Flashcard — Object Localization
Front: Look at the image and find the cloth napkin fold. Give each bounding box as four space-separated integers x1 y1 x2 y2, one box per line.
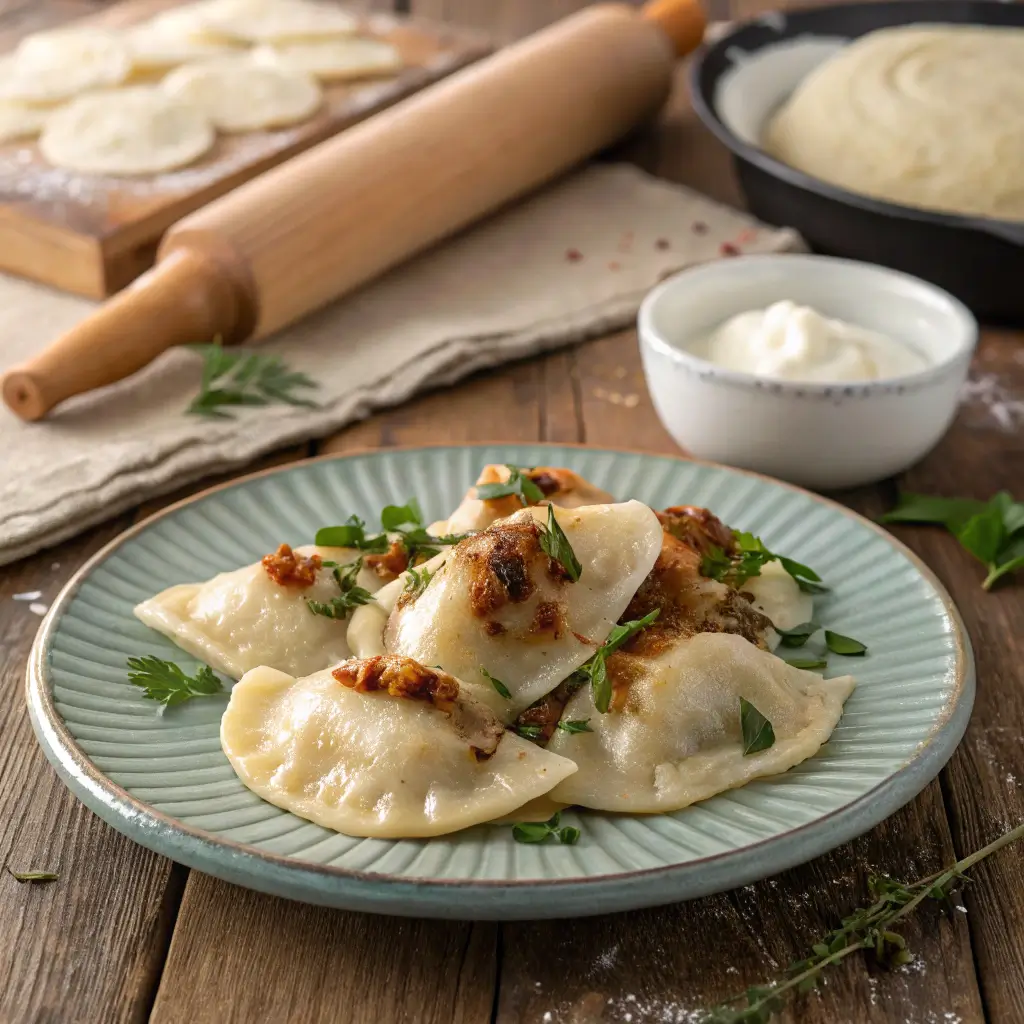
0 164 802 566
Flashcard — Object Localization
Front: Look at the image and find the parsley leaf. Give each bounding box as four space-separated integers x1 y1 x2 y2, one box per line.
882 490 1024 591
381 500 424 532
315 515 390 553
537 504 582 582
773 621 820 648
307 559 375 619
475 465 546 505
403 565 435 601
557 719 593 734
511 812 580 845
186 343 318 419
480 667 511 700
786 657 829 671
126 656 224 707
701 531 826 593
824 630 868 656
578 608 660 713
740 697 776 755
515 724 544 741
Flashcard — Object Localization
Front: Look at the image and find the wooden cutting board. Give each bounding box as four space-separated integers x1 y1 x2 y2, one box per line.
0 1 491 298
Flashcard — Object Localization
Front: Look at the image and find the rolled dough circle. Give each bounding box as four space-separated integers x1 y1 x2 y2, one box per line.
126 20 240 72
252 37 402 81
162 58 322 132
196 0 359 43
0 100 53 143
40 87 215 175
0 29 132 103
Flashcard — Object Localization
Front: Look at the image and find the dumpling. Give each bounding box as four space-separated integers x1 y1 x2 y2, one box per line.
220 655 578 838
359 501 663 716
743 561 814 633
547 632 855 812
134 544 383 679
429 464 615 535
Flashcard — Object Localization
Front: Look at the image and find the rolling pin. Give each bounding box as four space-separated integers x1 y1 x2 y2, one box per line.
2 0 705 421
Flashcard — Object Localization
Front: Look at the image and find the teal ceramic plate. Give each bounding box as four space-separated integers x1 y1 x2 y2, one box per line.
27 445 974 920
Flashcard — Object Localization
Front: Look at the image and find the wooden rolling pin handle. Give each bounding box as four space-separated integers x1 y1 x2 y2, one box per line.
643 0 707 56
1 250 250 421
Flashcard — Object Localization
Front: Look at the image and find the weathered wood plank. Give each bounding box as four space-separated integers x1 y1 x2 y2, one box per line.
0 522 185 1024
884 330 1024 1023
149 875 498 1024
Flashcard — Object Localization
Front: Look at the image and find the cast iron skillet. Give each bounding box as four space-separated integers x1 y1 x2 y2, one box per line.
690 2 1024 324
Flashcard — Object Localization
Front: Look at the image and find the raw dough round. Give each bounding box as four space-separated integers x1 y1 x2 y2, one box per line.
0 29 132 103
40 87 215 175
764 25 1024 222
0 100 52 143
196 0 359 43
162 57 322 132
252 37 402 81
126 18 240 72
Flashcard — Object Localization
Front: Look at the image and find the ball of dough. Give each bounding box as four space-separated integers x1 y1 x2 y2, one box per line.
196 0 359 43
252 37 402 81
0 29 132 103
0 100 53 143
162 57 322 132
40 87 215 175
764 26 1024 222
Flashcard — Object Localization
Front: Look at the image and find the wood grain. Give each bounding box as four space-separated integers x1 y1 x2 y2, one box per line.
0 0 491 297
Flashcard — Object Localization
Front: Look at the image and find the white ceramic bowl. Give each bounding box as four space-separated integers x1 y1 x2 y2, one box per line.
638 254 977 490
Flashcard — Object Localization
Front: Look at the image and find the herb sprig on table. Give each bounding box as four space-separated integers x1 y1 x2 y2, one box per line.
699 820 1024 1023
126 656 224 706
881 491 1024 590
187 343 318 419
701 531 826 594
7 868 59 884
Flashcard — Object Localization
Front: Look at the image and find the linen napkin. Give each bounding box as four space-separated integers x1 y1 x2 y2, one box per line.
0 163 802 565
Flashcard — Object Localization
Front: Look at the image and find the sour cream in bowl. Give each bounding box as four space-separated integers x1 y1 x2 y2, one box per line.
638 254 977 490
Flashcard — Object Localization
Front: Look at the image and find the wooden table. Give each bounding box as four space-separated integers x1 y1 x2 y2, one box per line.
3 1 1024 1022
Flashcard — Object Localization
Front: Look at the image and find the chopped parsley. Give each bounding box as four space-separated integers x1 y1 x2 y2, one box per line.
475 465 546 505
307 559 375 619
126 656 224 707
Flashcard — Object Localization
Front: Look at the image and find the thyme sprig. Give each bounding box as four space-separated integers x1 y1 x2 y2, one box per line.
700 821 1024 1023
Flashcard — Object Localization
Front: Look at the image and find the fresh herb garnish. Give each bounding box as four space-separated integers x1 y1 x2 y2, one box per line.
126 656 223 706
307 559 375 619
740 697 776 755
515 724 544 741
315 515 390 553
186 342 317 419
537 504 582 582
475 465 546 505
576 608 661 714
702 531 826 594
880 491 1024 590
824 630 867 656
7 868 59 883
786 657 829 671
381 500 425 532
773 621 820 649
480 667 511 700
403 565 435 601
557 719 593 734
699 820 1024 1023
511 812 580 845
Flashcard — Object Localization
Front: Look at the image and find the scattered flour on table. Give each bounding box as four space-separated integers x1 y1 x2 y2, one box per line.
13 590 42 601
959 374 1024 430
28 602 49 616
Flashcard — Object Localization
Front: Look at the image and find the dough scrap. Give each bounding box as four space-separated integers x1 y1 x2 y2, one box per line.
0 29 132 103
252 37 402 81
40 87 215 175
197 0 359 43
0 100 52 143
162 57 322 131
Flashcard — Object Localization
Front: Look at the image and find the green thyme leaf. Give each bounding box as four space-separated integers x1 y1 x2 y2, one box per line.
7 869 59 883
475 465 546 505
740 696 776 755
480 667 511 700
538 504 582 582
557 719 593 734
786 658 829 671
773 621 820 648
186 343 318 419
315 515 390 553
515 724 544 741
511 812 581 846
824 631 868 656
126 656 224 707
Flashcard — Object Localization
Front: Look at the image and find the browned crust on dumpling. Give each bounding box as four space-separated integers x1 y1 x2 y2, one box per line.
657 505 735 558
261 544 322 588
364 539 410 581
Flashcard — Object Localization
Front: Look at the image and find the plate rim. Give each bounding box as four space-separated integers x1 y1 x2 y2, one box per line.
25 442 976 918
